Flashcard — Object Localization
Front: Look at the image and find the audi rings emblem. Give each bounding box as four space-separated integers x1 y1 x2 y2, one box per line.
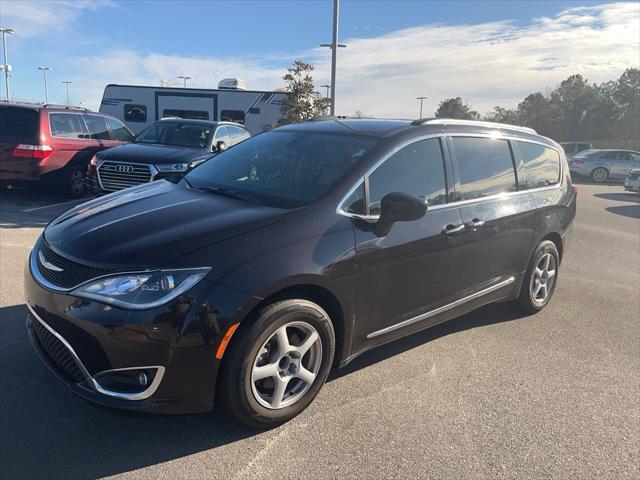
114 165 134 173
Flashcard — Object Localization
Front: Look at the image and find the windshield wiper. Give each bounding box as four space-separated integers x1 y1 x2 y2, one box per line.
197 186 264 205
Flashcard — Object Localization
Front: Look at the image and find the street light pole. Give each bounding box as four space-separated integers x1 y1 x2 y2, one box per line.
62 81 72 105
320 84 331 98
320 0 346 116
0 28 15 101
38 67 51 103
178 75 192 88
416 96 427 118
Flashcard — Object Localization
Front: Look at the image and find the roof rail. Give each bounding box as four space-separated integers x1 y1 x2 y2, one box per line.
412 118 536 134
42 104 89 112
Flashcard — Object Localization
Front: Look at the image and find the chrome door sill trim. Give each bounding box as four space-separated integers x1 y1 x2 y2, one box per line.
366 276 515 339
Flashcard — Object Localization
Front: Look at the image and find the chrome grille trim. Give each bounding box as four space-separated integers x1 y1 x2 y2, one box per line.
97 161 157 192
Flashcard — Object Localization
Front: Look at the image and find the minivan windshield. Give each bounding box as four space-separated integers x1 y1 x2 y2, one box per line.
186 130 380 209
134 121 213 148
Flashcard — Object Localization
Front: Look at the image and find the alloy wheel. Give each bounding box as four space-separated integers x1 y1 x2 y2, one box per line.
591 167 608 183
530 252 557 304
70 170 86 196
251 321 322 409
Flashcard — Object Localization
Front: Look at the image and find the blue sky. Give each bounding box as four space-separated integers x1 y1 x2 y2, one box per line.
1 0 638 116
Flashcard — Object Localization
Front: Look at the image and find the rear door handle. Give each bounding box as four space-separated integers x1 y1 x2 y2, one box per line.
465 218 485 229
442 223 465 236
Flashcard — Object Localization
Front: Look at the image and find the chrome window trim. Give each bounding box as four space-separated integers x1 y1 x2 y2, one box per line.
336 132 564 220
27 302 165 401
96 160 158 192
366 276 515 339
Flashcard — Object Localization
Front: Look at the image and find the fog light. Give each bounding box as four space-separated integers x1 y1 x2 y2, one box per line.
138 372 148 387
94 368 158 394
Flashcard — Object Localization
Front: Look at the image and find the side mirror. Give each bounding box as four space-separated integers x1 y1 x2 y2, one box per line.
216 141 227 152
374 192 427 237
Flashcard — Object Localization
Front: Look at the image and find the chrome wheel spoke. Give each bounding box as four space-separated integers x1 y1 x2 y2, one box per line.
543 254 551 270
296 366 316 385
252 362 278 381
271 377 290 409
547 269 556 279
274 325 291 353
296 330 319 356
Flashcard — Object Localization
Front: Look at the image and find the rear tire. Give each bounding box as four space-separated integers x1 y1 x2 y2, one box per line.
49 163 87 198
218 299 335 429
590 167 609 183
514 240 560 315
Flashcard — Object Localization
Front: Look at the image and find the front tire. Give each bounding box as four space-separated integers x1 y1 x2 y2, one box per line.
218 299 335 429
514 240 560 315
590 167 609 183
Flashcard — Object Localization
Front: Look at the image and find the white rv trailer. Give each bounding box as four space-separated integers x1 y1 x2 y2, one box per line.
99 81 288 135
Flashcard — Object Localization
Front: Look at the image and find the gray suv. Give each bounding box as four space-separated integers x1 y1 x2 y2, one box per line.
569 149 640 183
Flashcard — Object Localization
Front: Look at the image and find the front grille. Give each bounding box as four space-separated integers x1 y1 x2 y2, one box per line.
31 316 86 383
98 161 153 191
37 241 116 289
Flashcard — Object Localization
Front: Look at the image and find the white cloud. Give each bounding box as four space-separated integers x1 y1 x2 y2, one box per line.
38 2 640 116
0 0 115 38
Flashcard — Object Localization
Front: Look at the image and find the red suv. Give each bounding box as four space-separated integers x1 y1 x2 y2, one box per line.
0 102 134 197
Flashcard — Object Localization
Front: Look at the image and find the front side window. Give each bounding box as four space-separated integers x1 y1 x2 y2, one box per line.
342 183 366 215
367 138 447 215
83 115 111 140
134 122 213 148
630 152 640 161
452 137 516 200
124 104 147 123
516 141 560 188
49 113 85 139
106 118 133 142
186 130 379 209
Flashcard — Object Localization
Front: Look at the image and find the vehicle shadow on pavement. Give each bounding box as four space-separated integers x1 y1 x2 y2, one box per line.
606 205 640 219
594 192 640 203
330 302 524 381
0 301 524 479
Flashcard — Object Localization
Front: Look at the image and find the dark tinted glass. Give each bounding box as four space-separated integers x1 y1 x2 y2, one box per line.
221 110 246 124
50 113 85 139
162 109 209 120
187 130 379 209
106 118 132 142
135 122 213 148
368 138 447 215
577 143 591 152
124 104 147 123
517 141 560 188
342 183 365 215
0 107 39 140
83 115 110 140
452 137 516 200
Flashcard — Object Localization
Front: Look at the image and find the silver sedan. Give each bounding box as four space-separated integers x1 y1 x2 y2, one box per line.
569 149 640 183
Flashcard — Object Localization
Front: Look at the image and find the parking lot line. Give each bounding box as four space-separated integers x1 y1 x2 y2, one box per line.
23 199 84 213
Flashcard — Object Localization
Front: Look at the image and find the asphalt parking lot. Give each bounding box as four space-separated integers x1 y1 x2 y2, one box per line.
0 182 638 480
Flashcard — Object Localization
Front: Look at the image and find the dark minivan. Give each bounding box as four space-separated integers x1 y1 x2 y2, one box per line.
25 118 575 428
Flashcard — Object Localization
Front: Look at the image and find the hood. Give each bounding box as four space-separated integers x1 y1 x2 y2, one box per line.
99 143 211 164
44 181 286 268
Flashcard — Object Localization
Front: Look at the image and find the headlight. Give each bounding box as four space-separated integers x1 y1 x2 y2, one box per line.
90 155 103 167
156 163 189 172
71 268 211 310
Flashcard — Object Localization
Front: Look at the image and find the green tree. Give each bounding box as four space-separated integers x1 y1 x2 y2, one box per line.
434 97 480 120
278 60 330 125
516 92 557 137
612 68 640 149
484 106 521 125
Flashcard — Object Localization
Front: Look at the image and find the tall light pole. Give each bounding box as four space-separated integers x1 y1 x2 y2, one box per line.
38 67 52 103
62 81 72 105
320 84 331 98
320 0 346 116
416 96 427 118
178 74 192 88
0 28 15 101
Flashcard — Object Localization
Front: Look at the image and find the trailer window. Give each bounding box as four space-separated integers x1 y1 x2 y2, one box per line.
221 110 246 124
124 104 147 123
162 109 209 120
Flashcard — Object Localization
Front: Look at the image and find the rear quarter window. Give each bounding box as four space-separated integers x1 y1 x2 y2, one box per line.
49 113 85 139
516 141 560 188
0 107 39 141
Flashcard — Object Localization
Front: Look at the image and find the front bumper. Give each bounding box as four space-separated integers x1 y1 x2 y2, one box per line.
624 178 640 192
25 249 258 413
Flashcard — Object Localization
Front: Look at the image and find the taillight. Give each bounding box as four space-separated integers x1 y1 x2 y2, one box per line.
572 159 585 164
572 184 578 196
13 144 53 159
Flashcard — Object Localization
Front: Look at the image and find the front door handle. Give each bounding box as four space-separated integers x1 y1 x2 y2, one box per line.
442 223 465 236
465 218 485 229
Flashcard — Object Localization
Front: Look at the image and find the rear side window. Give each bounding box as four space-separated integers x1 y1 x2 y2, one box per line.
516 142 560 188
452 137 516 200
124 104 147 123
368 138 447 215
83 115 111 140
49 113 85 139
162 109 209 120
577 143 591 152
221 110 246 124
0 107 39 140
106 118 133 142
